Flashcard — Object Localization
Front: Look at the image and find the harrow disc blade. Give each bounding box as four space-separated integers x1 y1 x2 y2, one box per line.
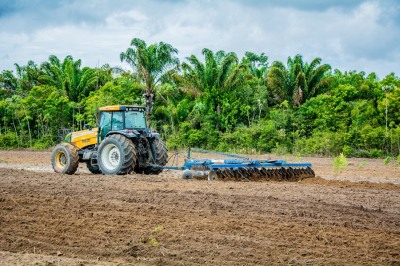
212 166 315 182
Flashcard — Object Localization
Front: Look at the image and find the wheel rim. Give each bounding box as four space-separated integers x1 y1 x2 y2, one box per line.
55 151 67 168
101 143 121 171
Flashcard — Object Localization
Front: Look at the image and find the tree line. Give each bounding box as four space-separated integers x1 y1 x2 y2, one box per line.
0 38 399 158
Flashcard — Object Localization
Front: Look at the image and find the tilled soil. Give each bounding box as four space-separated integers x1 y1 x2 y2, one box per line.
0 150 399 265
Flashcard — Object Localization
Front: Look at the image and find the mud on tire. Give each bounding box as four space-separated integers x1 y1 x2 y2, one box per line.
51 143 79 175
98 135 136 175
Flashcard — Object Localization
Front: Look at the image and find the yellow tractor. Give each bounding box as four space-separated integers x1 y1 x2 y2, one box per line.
51 105 167 175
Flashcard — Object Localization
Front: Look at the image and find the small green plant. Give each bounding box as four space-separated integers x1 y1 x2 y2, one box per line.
150 237 159 247
383 156 393 165
296 153 302 161
152 225 164 233
333 153 347 175
398 154 400 165
358 160 367 169
138 225 164 248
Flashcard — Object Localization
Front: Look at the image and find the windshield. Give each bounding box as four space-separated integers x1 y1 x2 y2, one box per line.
125 111 146 129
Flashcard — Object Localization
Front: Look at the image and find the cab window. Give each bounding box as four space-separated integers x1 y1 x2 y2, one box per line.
99 111 112 141
125 111 146 129
112 111 124 130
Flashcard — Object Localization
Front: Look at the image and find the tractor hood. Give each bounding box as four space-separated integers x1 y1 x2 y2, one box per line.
65 128 99 150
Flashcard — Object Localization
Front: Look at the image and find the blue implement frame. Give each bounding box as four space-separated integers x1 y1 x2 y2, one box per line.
159 148 312 171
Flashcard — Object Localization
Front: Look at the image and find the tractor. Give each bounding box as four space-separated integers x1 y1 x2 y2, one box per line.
51 105 167 175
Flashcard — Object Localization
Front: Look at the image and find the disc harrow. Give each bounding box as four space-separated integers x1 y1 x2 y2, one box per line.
159 148 315 182
180 159 315 181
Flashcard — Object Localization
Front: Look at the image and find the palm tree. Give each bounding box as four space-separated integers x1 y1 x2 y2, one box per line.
241 51 268 79
120 38 180 121
176 48 250 130
178 48 248 96
14 60 43 92
40 55 82 101
0 70 18 91
40 55 111 102
266 54 331 107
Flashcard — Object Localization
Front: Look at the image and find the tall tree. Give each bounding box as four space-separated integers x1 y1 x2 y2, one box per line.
178 48 248 95
40 55 111 102
176 48 250 131
120 38 180 121
14 60 43 92
266 54 331 107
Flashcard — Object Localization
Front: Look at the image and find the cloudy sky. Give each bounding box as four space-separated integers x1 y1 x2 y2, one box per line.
0 0 399 78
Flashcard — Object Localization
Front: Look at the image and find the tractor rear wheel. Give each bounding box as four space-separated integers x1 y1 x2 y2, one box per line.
98 135 136 175
143 136 168 175
51 143 79 175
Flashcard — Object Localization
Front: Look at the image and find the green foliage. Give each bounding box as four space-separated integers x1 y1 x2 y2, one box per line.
398 155 400 165
0 44 399 158
294 131 345 156
83 79 143 125
266 54 331 107
383 156 393 165
32 135 54 150
120 38 180 118
332 153 347 175
0 132 20 149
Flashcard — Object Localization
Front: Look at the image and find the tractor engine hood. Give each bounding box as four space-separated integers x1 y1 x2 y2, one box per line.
65 128 99 149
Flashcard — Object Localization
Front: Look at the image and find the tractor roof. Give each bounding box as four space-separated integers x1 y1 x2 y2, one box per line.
99 105 146 112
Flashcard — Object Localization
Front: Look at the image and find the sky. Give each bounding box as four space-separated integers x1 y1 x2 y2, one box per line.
0 0 399 79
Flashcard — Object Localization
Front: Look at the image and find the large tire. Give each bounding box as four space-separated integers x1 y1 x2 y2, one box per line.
143 136 168 175
86 161 101 174
98 135 136 175
51 143 79 175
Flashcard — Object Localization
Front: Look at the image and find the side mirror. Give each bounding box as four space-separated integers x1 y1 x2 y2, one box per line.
84 124 92 130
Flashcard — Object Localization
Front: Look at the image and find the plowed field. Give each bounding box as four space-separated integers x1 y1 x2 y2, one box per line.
0 150 399 265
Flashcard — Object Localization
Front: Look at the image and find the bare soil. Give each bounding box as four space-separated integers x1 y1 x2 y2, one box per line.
0 150 399 265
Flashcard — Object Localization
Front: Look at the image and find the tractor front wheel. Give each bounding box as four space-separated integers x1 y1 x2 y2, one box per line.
51 143 79 175
98 135 136 175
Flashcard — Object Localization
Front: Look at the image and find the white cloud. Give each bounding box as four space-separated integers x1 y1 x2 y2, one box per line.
0 0 399 78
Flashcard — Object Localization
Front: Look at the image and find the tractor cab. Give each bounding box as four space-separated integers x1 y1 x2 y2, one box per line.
98 105 148 141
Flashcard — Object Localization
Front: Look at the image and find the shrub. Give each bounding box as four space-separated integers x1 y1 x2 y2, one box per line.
294 131 345 156
32 135 55 150
333 153 347 175
383 156 393 165
0 132 20 149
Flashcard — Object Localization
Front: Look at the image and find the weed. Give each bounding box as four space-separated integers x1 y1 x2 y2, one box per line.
150 237 159 247
398 154 400 165
358 160 367 169
333 153 347 175
139 225 164 248
152 225 164 233
383 156 393 165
